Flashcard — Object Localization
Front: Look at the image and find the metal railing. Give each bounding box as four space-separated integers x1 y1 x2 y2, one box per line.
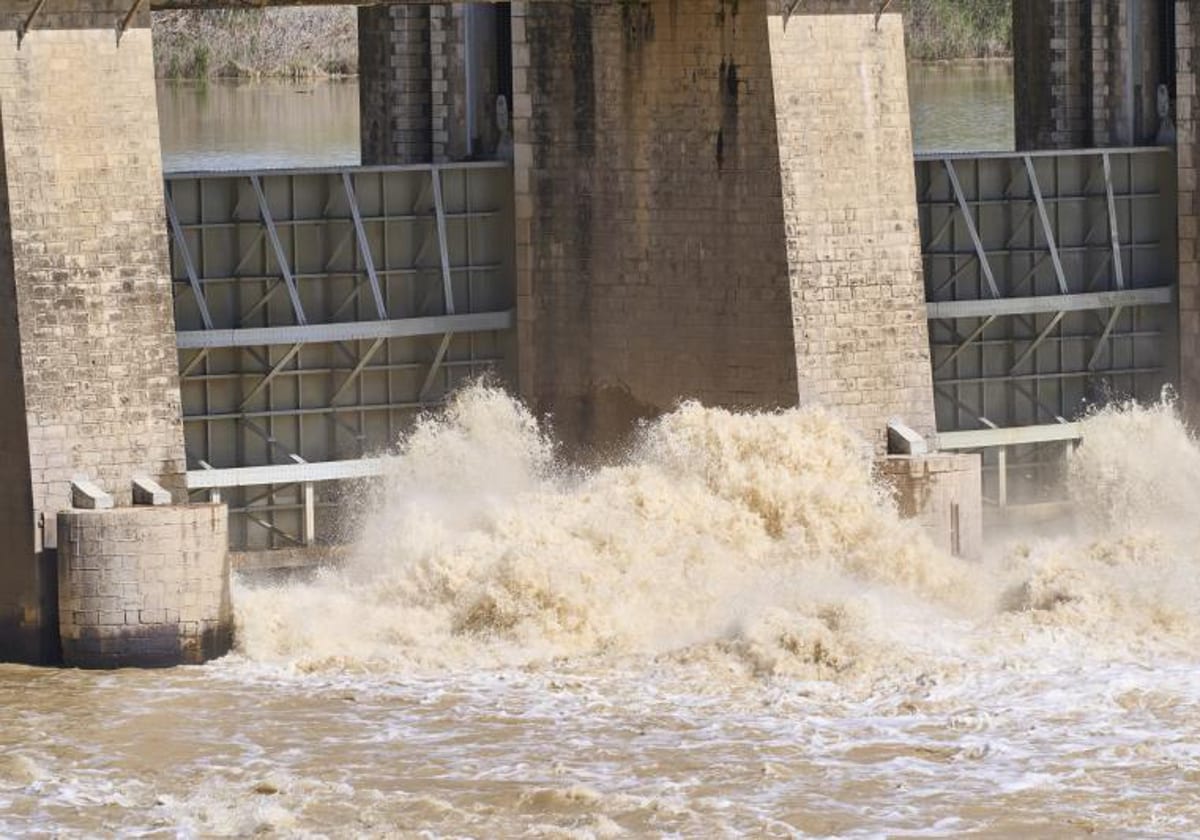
188 459 386 547
937 423 1082 509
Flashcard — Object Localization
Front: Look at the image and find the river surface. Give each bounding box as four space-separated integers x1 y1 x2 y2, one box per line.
156 63 1013 172
5 388 1200 836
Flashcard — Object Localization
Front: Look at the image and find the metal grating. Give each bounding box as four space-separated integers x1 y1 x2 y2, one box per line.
167 162 515 549
916 147 1178 505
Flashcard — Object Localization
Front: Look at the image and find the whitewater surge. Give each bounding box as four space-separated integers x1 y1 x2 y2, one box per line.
235 386 1200 678
8 390 1200 836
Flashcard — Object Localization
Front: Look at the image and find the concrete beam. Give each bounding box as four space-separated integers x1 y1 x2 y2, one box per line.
937 424 1082 451
132 476 172 507
887 419 928 456
187 458 385 490
71 478 114 511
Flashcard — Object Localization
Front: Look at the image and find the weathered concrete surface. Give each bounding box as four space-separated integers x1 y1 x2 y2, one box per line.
1014 0 1175 150
359 4 433 165
512 0 798 448
769 11 937 443
878 453 983 561
57 504 231 668
0 2 188 663
512 1 935 450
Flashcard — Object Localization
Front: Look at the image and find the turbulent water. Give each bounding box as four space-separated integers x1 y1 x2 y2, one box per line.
4 388 1200 836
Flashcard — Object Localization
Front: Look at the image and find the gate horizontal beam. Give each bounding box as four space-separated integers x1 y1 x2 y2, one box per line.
177 309 515 349
926 287 1172 320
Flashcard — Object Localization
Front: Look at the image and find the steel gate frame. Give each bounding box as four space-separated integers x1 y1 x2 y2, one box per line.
167 161 516 548
917 146 1177 506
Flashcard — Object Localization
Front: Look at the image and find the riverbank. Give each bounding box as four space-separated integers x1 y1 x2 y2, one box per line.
152 7 356 79
151 2 1012 80
905 0 1011 61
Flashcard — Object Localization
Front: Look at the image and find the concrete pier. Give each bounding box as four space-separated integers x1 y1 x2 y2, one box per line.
878 454 984 561
57 503 231 669
0 2 221 664
510 1 936 450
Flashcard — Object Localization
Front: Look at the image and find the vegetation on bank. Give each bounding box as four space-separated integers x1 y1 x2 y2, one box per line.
902 0 1012 61
151 1 1012 80
152 7 357 79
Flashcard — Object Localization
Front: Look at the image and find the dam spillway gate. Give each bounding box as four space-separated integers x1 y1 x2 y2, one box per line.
168 162 515 549
918 147 1177 506
172 148 1178 548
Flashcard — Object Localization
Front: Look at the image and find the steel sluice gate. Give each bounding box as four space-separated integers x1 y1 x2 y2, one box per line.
166 148 1179 547
167 162 515 549
916 147 1177 506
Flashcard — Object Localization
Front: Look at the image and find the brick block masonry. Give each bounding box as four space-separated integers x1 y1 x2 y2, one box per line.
878 453 983 561
0 3 190 663
359 4 433 164
57 504 231 668
769 12 937 443
512 1 936 450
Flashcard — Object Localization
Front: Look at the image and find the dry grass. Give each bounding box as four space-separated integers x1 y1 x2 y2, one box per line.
902 0 1012 61
152 7 357 79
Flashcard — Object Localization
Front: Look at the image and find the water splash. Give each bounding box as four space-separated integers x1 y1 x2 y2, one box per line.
234 387 1200 676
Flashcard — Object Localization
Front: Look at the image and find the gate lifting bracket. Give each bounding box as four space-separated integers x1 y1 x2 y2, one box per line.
16 0 47 48
117 0 148 45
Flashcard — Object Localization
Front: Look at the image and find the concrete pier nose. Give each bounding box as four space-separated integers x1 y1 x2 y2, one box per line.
56 503 231 669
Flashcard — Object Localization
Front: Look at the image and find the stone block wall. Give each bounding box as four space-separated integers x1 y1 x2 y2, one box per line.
1015 0 1173 150
359 4 433 164
1177 0 1200 412
430 4 466 161
878 453 983 561
512 1 937 450
512 0 801 448
0 3 189 663
57 504 231 668
768 12 937 442
1014 0 1092 150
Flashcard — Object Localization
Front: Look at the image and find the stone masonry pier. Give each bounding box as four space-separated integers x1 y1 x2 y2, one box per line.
0 1 208 664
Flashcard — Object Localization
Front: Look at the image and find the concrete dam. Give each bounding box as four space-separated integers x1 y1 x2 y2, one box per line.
0 0 1187 667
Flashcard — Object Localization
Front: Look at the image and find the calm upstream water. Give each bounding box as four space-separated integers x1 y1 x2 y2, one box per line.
157 80 361 172
13 67 1192 837
155 63 1014 172
908 62 1015 153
